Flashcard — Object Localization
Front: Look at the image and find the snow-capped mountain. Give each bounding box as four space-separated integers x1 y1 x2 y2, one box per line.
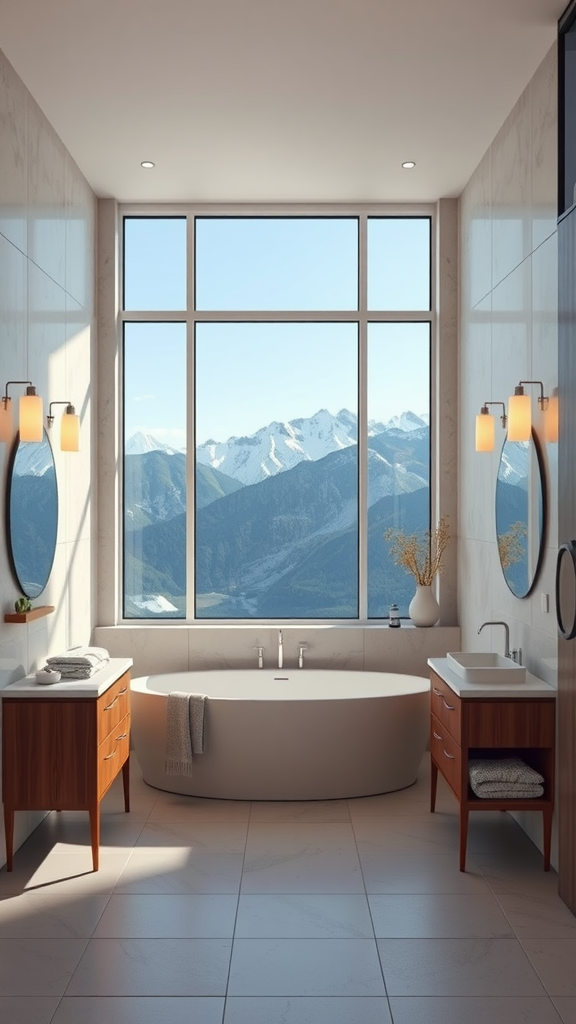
196 408 425 487
125 432 181 456
385 411 429 432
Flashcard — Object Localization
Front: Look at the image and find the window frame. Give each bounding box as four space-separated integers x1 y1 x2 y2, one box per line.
118 203 436 624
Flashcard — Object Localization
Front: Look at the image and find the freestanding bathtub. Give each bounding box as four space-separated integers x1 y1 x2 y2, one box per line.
130 669 430 800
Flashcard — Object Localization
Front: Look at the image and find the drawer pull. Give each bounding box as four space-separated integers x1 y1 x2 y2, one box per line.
115 732 128 741
433 687 455 711
443 748 455 760
103 688 127 711
103 750 117 760
433 731 443 740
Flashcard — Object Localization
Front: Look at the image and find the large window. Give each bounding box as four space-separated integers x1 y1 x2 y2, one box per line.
122 212 432 620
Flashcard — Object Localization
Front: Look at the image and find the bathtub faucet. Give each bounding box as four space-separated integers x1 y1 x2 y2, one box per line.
253 645 264 669
278 630 283 669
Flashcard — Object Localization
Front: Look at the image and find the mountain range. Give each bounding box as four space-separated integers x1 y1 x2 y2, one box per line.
123 408 431 617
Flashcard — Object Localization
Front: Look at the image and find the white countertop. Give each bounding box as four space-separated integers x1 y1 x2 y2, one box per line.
428 657 556 699
1 658 133 699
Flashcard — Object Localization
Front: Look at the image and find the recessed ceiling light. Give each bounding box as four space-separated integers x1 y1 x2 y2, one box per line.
402 161 416 169
141 161 155 169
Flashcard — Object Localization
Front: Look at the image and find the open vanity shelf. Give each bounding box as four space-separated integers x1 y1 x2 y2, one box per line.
428 658 556 872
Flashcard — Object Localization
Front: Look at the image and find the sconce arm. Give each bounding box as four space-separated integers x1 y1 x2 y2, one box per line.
47 400 75 425
482 401 507 428
517 380 549 410
2 381 34 408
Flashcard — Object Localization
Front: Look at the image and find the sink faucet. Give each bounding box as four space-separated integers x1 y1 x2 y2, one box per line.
477 620 511 659
278 629 283 669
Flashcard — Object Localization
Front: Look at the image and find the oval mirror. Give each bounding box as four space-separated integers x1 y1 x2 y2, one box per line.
495 430 546 598
6 430 58 598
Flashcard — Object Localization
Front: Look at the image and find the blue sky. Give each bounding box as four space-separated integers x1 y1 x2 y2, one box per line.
123 217 430 447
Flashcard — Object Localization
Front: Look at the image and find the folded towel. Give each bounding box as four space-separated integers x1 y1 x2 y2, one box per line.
47 646 110 669
47 665 97 680
468 757 544 788
470 780 544 800
165 692 206 776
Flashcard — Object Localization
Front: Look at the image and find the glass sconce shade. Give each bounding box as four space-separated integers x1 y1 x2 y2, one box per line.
19 388 43 442
0 397 13 442
507 390 531 442
475 409 495 451
60 405 80 451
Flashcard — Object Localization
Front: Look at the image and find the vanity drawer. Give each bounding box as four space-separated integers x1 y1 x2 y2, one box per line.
98 712 130 797
97 672 130 742
431 713 461 798
430 672 461 743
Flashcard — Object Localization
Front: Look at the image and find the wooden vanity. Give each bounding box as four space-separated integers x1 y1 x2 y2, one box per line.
1 657 133 872
428 658 556 872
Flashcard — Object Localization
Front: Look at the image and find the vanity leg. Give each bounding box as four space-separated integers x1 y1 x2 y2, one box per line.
459 806 469 872
122 755 130 813
430 759 438 812
542 806 553 872
4 806 14 872
89 803 100 872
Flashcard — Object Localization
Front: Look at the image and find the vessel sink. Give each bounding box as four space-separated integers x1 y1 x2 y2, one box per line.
446 651 526 684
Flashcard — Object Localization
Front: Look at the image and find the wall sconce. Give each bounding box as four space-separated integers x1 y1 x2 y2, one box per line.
47 401 80 452
507 381 549 442
475 401 507 452
0 381 44 443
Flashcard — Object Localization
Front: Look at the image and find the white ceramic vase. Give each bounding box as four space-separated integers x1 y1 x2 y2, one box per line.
409 584 440 627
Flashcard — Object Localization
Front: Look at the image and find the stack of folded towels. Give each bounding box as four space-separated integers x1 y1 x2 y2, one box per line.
468 757 544 799
45 646 110 680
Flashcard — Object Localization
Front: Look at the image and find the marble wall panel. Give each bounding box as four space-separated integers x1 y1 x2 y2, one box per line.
65 153 96 311
460 148 492 310
531 44 558 252
27 99 66 289
491 86 532 288
459 296 494 544
0 52 27 255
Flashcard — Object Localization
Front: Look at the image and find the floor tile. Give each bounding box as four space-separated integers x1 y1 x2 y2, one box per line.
241 824 364 893
114 846 244 894
228 938 385 996
377 937 546 996
149 793 250 822
0 938 88 996
0 852 133 896
29 816 145 854
0 893 109 938
93 894 238 937
0 998 60 1024
497 894 576 939
249 801 350 823
552 998 576 1023
358 846 489 894
51 996 225 1023
388 996 563 1023
368 893 513 937
235 894 373 938
66 938 232 995
481 863 561 898
522 939 576 997
352 814 461 852
223 996 392 1023
136 820 248 849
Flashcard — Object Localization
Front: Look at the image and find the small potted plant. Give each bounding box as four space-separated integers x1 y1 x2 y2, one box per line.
384 515 451 626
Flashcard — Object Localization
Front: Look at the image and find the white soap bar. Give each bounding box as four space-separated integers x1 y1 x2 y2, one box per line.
35 669 62 685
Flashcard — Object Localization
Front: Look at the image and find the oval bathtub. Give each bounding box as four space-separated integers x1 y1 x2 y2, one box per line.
130 669 430 801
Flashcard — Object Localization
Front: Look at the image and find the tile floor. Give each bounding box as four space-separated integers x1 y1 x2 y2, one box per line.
1 755 575 1023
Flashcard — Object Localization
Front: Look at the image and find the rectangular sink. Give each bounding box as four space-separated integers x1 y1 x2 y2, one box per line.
446 651 526 684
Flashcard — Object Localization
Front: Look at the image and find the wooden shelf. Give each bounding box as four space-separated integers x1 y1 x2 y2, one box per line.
4 605 55 624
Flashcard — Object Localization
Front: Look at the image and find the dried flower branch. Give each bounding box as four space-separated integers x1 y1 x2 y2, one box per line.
497 520 527 570
384 516 451 587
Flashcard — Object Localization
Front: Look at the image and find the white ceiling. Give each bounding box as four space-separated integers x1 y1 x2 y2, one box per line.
0 0 566 203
